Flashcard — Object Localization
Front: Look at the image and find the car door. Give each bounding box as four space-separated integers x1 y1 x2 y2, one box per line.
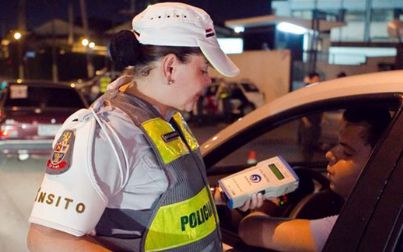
204 94 402 251
324 106 403 252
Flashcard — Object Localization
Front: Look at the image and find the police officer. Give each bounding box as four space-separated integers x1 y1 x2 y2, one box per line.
26 2 260 252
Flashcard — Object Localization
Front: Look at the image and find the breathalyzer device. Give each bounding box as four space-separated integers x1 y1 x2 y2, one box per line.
218 156 299 209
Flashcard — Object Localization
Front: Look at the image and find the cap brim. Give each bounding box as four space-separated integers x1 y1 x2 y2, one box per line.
198 39 240 77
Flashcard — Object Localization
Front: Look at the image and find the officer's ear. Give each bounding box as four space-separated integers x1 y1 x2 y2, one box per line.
162 54 178 85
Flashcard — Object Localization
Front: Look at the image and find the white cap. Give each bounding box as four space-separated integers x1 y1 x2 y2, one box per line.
132 2 240 77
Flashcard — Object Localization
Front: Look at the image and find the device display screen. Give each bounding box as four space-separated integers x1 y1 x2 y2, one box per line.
269 163 285 180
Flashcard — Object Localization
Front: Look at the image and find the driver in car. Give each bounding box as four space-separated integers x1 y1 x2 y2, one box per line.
238 106 392 251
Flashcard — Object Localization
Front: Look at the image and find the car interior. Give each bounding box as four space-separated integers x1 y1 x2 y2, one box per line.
204 96 401 251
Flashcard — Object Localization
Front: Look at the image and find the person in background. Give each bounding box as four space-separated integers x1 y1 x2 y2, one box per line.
27 3 260 252
336 71 347 78
303 71 321 85
239 106 391 251
299 71 322 161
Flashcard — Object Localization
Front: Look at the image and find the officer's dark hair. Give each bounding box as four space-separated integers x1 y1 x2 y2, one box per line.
109 30 201 76
343 106 392 148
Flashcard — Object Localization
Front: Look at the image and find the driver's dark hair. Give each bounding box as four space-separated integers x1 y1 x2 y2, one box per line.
343 106 392 148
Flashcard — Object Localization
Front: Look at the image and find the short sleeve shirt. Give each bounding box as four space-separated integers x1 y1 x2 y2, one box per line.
29 103 170 236
310 215 338 251
92 105 169 210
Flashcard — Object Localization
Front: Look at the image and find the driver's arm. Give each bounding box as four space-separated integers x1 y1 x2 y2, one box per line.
27 224 111 252
239 212 317 252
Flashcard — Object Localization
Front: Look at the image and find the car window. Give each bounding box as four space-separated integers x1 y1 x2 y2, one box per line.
205 85 219 96
215 110 342 168
229 85 247 100
241 82 259 92
4 85 85 108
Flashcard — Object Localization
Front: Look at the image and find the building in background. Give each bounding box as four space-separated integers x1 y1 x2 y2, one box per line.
1 0 402 85
225 0 402 87
273 0 402 82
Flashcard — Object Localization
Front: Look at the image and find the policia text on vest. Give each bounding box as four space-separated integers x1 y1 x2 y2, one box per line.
180 200 214 231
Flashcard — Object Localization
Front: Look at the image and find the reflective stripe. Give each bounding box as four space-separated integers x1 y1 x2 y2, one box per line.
99 76 111 93
145 187 217 251
172 112 199 151
142 118 189 164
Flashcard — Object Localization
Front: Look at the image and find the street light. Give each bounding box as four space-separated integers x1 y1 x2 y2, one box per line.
88 41 95 49
13 32 22 40
13 31 24 79
81 38 89 47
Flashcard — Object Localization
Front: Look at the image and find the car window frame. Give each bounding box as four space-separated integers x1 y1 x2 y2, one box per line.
205 93 402 251
364 154 403 251
203 93 402 170
204 93 402 251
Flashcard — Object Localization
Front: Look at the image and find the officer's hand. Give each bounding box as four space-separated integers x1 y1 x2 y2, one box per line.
212 186 226 206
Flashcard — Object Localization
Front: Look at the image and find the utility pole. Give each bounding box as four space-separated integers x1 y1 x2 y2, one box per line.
17 0 26 32
364 0 372 42
45 0 59 82
17 0 26 79
68 0 74 45
79 0 89 35
80 0 94 78
51 14 58 82
308 0 320 74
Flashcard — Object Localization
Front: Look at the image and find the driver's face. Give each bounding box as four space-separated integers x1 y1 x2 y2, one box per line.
325 120 372 199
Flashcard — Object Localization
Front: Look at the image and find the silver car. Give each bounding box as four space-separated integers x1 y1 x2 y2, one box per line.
201 70 403 251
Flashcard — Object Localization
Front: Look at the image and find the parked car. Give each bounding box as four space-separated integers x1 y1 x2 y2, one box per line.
201 70 403 251
0 80 88 160
192 79 265 122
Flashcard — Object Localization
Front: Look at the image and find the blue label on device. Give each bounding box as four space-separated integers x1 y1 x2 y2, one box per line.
250 174 262 183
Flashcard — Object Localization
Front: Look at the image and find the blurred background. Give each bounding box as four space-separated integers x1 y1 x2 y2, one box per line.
0 0 402 100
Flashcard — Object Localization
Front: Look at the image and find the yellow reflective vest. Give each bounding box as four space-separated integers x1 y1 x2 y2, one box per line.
95 93 222 252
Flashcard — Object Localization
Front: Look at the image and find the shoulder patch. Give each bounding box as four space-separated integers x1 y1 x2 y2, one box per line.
46 130 75 174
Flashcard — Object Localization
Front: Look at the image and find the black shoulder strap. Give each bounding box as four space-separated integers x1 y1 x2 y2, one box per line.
107 93 162 126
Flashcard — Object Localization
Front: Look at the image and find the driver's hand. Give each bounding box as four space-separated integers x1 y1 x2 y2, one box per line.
238 193 264 212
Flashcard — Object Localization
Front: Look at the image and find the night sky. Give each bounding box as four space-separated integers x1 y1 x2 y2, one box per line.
1 0 131 33
0 0 271 36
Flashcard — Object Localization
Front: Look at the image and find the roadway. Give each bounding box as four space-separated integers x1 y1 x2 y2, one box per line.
0 157 44 252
